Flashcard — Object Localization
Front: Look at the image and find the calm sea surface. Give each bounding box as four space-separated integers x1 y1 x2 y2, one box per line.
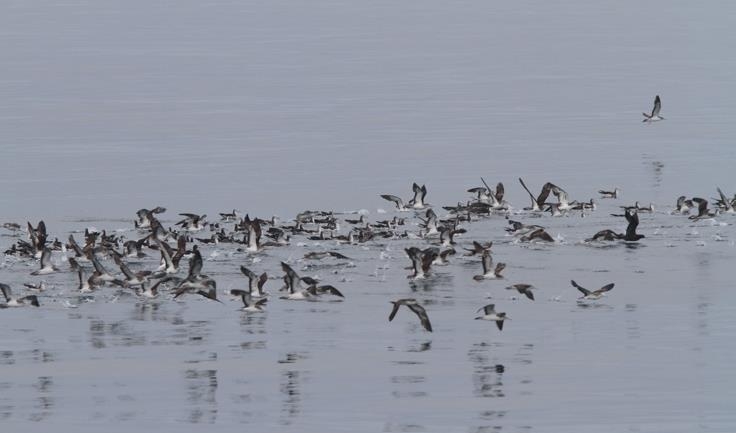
1 1 735 432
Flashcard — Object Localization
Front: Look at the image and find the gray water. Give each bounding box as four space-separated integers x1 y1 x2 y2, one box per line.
1 1 736 432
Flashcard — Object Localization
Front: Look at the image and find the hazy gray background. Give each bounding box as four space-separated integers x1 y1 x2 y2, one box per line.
1 0 735 219
1 1 735 432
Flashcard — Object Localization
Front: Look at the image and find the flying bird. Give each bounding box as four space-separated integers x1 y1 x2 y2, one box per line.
642 95 664 122
571 280 614 300
388 299 432 332
474 304 508 330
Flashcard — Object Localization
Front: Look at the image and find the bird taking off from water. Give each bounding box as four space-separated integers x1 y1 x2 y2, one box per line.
642 95 664 122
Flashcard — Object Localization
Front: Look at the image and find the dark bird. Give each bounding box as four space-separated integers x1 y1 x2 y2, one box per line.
303 251 351 260
689 197 717 220
623 209 645 241
405 247 438 279
571 280 614 300
388 299 432 332
505 284 535 301
463 241 492 256
0 283 40 307
598 188 620 199
473 251 505 280
518 178 553 212
519 228 555 243
229 289 267 312
642 95 664 122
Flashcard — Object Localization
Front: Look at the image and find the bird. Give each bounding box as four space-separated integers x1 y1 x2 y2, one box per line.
388 299 432 332
586 229 621 242
239 266 269 297
689 198 717 220
229 289 267 312
571 280 614 300
30 248 58 275
463 241 492 256
279 262 312 300
306 284 345 298
405 247 437 279
438 225 465 247
550 184 573 210
0 283 40 307
241 215 263 252
623 209 645 241
518 178 553 212
598 188 620 199
474 304 508 330
175 213 207 232
642 95 664 122
113 254 150 287
23 281 46 292
431 247 455 266
380 194 410 212
519 228 555 243
714 187 735 213
673 196 694 214
89 252 116 282
75 265 94 293
505 284 535 300
505 220 544 237
303 251 351 260
409 183 429 209
135 206 166 229
418 209 439 236
473 251 505 280
219 209 239 221
173 278 220 303
135 279 166 299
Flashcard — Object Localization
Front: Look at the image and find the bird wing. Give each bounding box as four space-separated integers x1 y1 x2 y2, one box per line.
229 289 248 297
408 303 432 332
388 302 402 322
257 272 268 290
240 265 256 280
651 95 661 117
495 182 505 202
481 251 491 274
0 283 12 302
537 182 554 207
380 194 405 209
40 248 52 268
594 283 615 295
570 280 591 296
187 249 203 279
68 235 85 257
20 295 40 307
118 260 136 280
240 291 253 307
494 262 506 275
319 285 344 298
518 178 538 208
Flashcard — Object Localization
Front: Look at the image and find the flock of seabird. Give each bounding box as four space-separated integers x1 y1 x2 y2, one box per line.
1 95 734 334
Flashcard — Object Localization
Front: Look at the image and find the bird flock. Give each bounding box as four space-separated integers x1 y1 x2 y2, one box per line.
3 153 735 339
1 96 734 333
